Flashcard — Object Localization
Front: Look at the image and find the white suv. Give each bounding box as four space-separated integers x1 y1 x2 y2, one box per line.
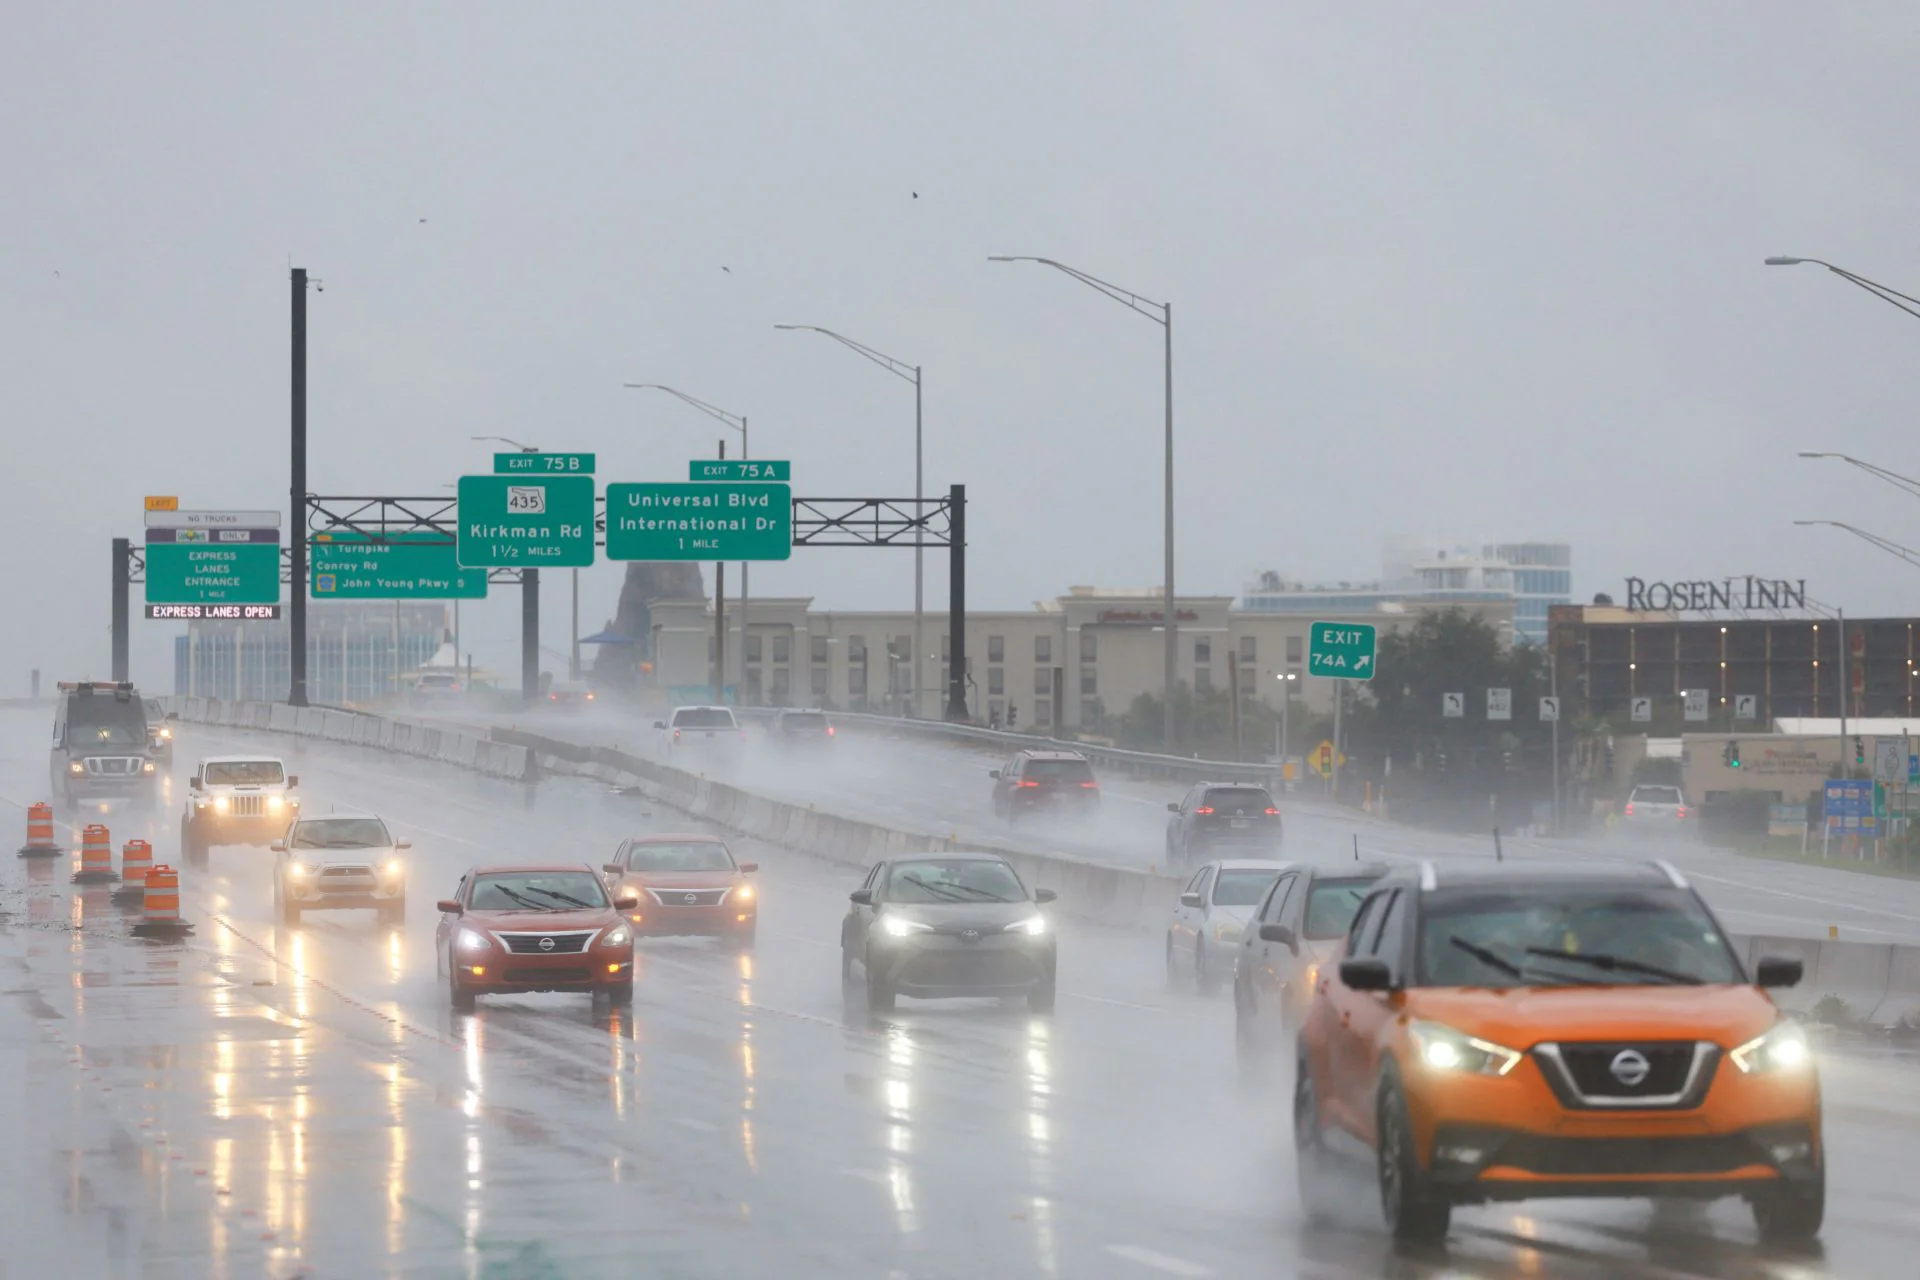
653 706 744 759
182 756 300 866
272 811 408 926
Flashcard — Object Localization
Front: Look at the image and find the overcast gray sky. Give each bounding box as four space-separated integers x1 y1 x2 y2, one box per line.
7 2 1920 689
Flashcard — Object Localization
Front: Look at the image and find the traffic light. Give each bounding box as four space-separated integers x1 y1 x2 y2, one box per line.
1723 740 1741 769
1603 741 1616 781
1855 736 1866 767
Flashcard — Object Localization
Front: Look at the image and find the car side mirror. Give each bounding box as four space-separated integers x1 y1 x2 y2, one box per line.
849 889 874 906
269 841 286 853
394 839 411 851
436 899 462 915
166 711 180 721
603 863 623 875
1034 888 1057 904
988 770 1001 780
1258 923 1298 951
614 895 639 911
1166 802 1180 813
287 775 299 788
653 720 667 730
1339 958 1393 992
1755 956 1804 989
739 862 759 874
189 775 203 790
1179 892 1203 909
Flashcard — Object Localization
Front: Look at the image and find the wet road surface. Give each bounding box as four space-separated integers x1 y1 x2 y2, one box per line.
2 708 1918 1277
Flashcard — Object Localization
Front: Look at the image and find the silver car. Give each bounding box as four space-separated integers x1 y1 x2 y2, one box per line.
1164 860 1283 995
272 811 409 926
1623 784 1687 832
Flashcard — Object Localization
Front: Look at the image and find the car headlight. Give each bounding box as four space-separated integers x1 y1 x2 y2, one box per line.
381 859 404 879
881 914 932 938
142 760 157 774
1213 922 1241 944
267 795 286 811
732 883 755 903
213 795 230 814
68 762 84 775
288 861 318 878
601 925 631 947
1004 914 1048 936
1408 1019 1522 1077
456 928 492 953
1730 1021 1811 1075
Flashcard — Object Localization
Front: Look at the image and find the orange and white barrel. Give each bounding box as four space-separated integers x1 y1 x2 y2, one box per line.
73 823 118 882
18 803 57 856
115 839 154 899
133 865 190 934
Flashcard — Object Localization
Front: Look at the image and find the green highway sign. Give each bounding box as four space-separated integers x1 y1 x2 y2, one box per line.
494 451 595 475
456 474 596 567
691 459 791 482
1307 620 1377 680
311 531 488 599
605 482 792 561
144 528 281 606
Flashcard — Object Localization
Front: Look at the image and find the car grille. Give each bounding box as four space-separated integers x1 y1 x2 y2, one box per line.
83 757 145 776
1534 1041 1718 1110
649 888 729 908
900 951 1036 988
502 966 593 985
225 794 265 817
497 931 596 954
1488 1133 1764 1177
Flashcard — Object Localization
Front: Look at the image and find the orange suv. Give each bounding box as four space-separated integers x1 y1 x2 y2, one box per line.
1295 860 1821 1245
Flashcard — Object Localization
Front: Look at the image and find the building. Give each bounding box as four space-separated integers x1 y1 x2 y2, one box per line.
172 602 450 705
645 585 1517 729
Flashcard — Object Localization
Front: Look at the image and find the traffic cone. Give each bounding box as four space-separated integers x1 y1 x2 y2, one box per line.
112 839 154 906
72 823 119 884
130 865 193 937
17 803 59 858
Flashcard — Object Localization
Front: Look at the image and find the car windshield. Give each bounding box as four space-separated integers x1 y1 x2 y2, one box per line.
1416 885 1741 987
77 720 145 746
470 871 609 911
626 841 734 873
1204 788 1272 812
888 859 1026 904
674 708 735 728
143 699 164 719
1212 868 1279 907
292 818 392 849
1305 877 1378 940
1631 787 1683 805
1026 758 1094 782
781 712 829 731
204 761 285 785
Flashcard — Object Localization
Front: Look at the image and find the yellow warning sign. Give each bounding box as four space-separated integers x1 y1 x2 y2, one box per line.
144 495 179 511
1310 739 1347 778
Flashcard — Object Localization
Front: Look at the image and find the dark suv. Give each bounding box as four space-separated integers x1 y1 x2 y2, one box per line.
1166 783 1281 863
769 708 835 750
990 749 1100 820
50 681 160 811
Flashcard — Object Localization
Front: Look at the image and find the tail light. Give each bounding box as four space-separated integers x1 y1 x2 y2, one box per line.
549 693 558 701
1264 807 1279 816
1194 806 1214 815
1018 780 1040 788
740 729 748 740
1676 806 1687 819
1080 781 1099 789
1624 803 1634 816
827 726 836 736
673 729 682 740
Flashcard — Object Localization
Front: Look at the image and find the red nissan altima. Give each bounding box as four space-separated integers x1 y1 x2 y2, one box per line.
436 863 638 1011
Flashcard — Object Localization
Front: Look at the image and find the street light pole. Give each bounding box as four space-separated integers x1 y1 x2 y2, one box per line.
1793 519 1920 572
990 255 1177 751
1796 451 1920 503
1766 256 1920 323
773 324 924 716
622 385 750 702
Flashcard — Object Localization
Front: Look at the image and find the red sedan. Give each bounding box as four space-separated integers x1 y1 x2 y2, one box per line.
436 863 638 1011
602 834 759 948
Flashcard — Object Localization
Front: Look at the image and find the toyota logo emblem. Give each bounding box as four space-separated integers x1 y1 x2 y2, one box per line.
1609 1049 1652 1087
960 928 981 943
538 936 555 952
684 893 698 904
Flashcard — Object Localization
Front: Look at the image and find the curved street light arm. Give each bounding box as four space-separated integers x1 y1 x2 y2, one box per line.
988 255 1167 326
774 325 917 385
1768 257 1920 323
1797 451 1920 503
471 435 540 451
622 383 745 434
1794 518 1920 571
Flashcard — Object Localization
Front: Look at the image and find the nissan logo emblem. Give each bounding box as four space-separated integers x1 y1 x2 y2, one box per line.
538 936 555 952
1609 1048 1652 1088
684 893 698 904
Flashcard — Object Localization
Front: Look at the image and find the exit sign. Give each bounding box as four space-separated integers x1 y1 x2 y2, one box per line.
1306 621 1377 680
494 452 596 475
691 459 790 482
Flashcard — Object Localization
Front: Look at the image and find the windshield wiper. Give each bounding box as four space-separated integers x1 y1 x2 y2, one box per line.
932 882 1010 902
901 875 974 903
492 886 557 911
1522 947 1702 986
524 886 597 909
1448 935 1527 982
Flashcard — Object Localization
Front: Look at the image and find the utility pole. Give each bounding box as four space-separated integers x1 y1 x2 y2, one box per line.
1331 682 1344 802
945 484 968 721
1550 644 1561 834
289 266 310 706
522 569 539 704
110 537 130 682
1838 609 1850 773
714 438 727 705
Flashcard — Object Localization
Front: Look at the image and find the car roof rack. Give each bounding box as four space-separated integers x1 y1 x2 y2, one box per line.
58 681 136 693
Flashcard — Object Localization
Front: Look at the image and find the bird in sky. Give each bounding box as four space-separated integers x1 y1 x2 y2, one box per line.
722 266 731 274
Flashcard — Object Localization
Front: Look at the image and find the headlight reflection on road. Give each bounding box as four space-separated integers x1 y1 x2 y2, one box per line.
1026 1018 1057 1275
883 1027 917 1232
385 929 405 983
386 1060 407 1257
460 1018 486 1272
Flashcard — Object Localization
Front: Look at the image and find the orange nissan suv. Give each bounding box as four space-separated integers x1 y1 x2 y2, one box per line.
1295 860 1820 1245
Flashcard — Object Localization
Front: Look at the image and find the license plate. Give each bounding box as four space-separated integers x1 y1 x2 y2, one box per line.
1230 819 1249 829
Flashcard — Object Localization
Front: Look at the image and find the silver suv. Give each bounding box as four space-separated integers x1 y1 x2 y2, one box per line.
272 811 408 926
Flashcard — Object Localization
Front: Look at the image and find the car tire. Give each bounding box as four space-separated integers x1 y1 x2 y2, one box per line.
1194 941 1221 996
841 945 860 994
1377 1072 1451 1244
1028 977 1057 1014
608 977 635 1007
449 969 477 1013
1236 981 1264 1078
180 818 208 868
1751 1165 1825 1242
1294 1051 1333 1222
865 954 894 1012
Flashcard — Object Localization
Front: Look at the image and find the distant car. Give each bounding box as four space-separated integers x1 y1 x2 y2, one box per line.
143 696 177 761
1232 861 1391 1073
181 756 300 866
655 705 745 757
1166 860 1283 995
841 852 1058 1013
272 811 409 926
768 708 835 750
602 833 758 947
410 672 465 706
990 749 1100 821
1166 783 1282 864
1624 784 1688 831
436 863 638 1011
547 681 595 709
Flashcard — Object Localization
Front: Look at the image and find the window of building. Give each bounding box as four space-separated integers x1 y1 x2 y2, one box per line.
811 635 829 664
1035 667 1052 695
1195 637 1211 665
746 671 763 702
771 634 790 665
1035 699 1052 726
1080 630 1097 663
848 635 866 662
745 634 763 664
771 668 790 699
708 636 717 662
1239 635 1255 664
1286 635 1303 663
988 667 1005 695
848 665 864 696
988 635 1005 663
1035 635 1051 663
811 666 829 698
1080 697 1100 725
1080 667 1097 696
1195 667 1213 694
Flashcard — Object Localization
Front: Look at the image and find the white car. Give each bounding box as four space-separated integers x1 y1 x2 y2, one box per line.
1165 859 1284 995
1623 783 1688 832
272 810 409 926
653 706 744 758
181 756 300 866
410 672 465 706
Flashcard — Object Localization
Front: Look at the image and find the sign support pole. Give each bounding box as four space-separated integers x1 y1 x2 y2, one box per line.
521 568 540 704
1550 645 1561 834
714 439 726 704
289 266 310 707
1331 682 1344 801
111 537 130 681
945 484 968 722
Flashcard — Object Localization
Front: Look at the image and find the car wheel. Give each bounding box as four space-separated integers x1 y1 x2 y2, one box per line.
180 818 207 868
1164 933 1181 991
1377 1072 1451 1244
1028 976 1057 1014
1751 1164 1825 1242
1294 1051 1332 1221
865 953 894 1012
608 977 635 1007
448 968 477 1013
1236 981 1264 1077
1195 941 1221 996
841 945 859 994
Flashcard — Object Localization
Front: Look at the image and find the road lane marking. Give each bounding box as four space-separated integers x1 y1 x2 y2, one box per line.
1064 992 1163 1012
1102 1244 1212 1276
673 1117 719 1132
840 1167 891 1183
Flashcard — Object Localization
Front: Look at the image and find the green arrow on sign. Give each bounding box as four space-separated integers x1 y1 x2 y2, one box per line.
1307 621 1378 681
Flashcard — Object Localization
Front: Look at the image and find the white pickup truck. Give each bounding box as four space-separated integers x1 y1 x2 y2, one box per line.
654 705 745 759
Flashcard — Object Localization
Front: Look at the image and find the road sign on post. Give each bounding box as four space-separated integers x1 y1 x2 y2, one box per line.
1539 696 1559 722
455 475 596 567
494 452 595 475
691 459 791 482
1735 693 1758 720
1487 688 1511 721
311 532 488 599
605 482 793 561
1310 739 1345 778
1683 689 1708 722
1306 621 1376 679
144 512 281 609
1873 737 1906 786
1442 692 1464 718
1630 696 1652 723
